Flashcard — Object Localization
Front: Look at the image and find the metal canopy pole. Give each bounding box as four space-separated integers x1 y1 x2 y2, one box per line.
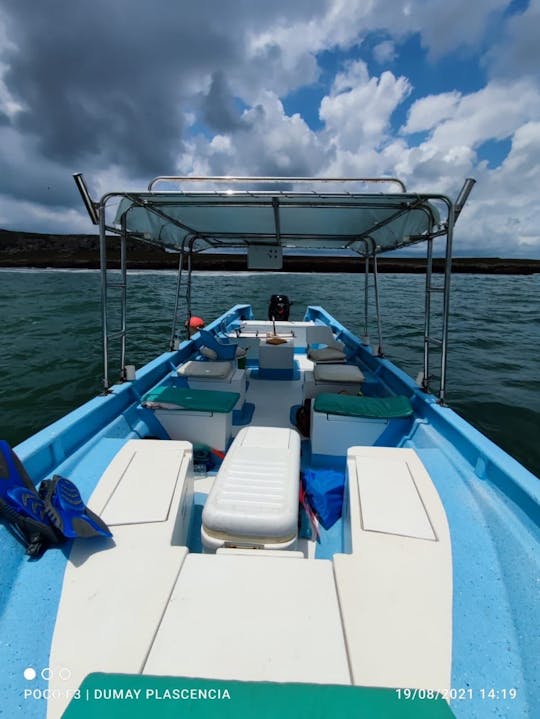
422 238 434 392
185 236 196 332
169 237 188 350
437 179 475 401
363 255 370 344
99 212 129 387
439 202 455 404
98 201 110 391
119 216 128 375
169 235 199 349
372 252 384 357
453 178 476 223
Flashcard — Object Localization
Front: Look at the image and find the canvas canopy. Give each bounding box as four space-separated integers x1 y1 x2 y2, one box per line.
110 180 446 256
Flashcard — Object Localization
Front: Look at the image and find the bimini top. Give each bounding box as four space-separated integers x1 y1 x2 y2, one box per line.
104 176 454 256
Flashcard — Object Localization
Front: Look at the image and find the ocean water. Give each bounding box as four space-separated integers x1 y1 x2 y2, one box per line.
1 269 539 477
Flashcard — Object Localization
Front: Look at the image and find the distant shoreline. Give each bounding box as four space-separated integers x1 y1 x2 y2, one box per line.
1 228 539 274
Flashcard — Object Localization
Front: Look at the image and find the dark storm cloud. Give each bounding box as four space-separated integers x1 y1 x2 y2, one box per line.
200 71 246 132
0 0 241 177
0 0 329 219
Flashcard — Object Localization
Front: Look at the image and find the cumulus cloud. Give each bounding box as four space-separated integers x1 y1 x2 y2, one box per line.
422 81 540 151
0 0 538 256
400 0 509 60
179 91 326 177
373 41 396 65
484 0 540 80
319 61 411 151
402 92 462 134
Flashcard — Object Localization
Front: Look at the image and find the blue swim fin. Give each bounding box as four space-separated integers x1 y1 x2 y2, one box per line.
0 440 62 556
41 475 112 539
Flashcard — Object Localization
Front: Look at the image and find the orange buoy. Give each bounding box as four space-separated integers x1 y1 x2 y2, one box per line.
185 316 205 336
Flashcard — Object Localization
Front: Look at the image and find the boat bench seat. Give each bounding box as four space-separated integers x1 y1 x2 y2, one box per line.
311 393 414 455
47 440 194 719
334 447 452 693
143 386 239 452
201 426 301 551
177 360 246 408
303 363 365 399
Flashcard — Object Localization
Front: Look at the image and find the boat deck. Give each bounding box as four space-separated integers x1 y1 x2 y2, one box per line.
3 328 538 719
37 348 454 718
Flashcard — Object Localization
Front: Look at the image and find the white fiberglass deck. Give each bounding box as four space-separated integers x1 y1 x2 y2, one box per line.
242 360 306 427
4 298 537 719
46 428 453 719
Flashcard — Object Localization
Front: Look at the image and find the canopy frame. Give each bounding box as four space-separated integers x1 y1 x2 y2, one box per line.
74 175 475 403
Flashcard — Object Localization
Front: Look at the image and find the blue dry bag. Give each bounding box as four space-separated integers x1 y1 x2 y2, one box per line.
302 468 345 530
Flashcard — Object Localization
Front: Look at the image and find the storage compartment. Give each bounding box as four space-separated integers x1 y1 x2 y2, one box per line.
311 393 414 456
143 387 239 452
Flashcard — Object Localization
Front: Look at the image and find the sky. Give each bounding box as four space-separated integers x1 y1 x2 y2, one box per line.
0 0 539 257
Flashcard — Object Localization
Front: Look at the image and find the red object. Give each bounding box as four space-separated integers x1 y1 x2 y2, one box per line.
186 316 205 329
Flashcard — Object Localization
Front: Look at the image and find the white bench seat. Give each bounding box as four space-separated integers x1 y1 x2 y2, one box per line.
201 426 301 550
334 447 452 693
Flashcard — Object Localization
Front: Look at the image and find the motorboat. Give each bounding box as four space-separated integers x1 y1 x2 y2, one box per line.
1 175 538 719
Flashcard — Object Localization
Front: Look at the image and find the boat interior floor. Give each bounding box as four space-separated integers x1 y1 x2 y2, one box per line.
5 344 535 719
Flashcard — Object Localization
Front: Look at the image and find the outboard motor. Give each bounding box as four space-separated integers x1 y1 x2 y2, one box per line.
268 294 291 321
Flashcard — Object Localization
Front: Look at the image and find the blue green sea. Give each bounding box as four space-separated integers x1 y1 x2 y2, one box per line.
1 269 539 478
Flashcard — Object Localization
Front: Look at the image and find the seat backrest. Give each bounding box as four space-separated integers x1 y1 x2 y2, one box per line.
194 330 238 361
306 325 340 348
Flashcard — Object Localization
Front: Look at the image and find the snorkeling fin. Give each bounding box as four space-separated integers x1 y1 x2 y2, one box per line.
0 440 62 556
41 475 112 539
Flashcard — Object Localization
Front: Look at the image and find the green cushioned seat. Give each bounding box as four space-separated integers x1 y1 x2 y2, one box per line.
143 386 239 413
313 393 414 419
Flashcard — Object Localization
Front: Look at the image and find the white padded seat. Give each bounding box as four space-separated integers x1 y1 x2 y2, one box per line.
314 364 365 383
201 426 301 551
177 360 233 379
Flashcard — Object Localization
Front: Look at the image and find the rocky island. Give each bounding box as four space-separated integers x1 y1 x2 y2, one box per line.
1 228 538 274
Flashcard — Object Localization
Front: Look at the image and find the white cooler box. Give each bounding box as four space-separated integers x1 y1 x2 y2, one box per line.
201 426 301 551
